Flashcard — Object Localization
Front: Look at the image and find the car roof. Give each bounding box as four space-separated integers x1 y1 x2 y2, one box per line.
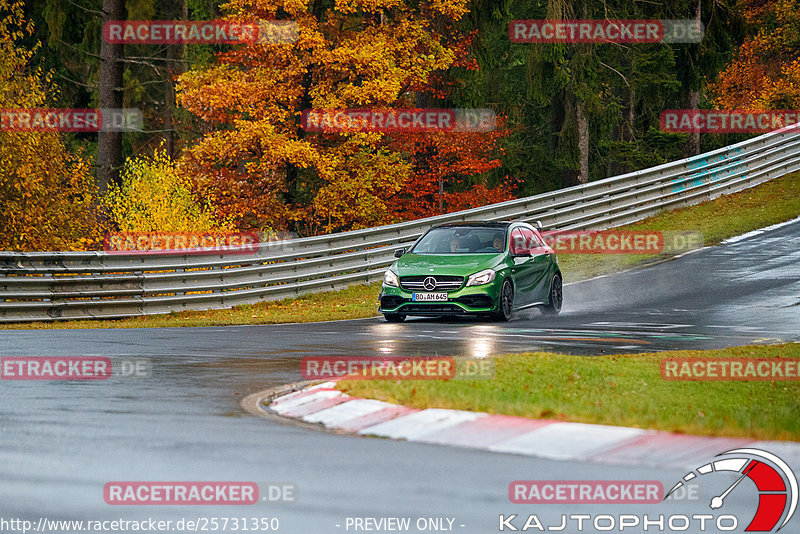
431 221 515 229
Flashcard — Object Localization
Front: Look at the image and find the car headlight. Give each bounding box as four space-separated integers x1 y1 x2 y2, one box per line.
466 268 496 287
383 270 399 287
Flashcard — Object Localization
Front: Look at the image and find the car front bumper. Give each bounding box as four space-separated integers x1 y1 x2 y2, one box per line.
378 281 502 316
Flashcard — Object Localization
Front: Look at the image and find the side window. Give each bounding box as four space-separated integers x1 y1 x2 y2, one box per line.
510 228 526 255
522 228 543 253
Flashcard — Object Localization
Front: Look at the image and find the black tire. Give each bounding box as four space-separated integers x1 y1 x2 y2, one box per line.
494 279 514 321
384 313 406 323
541 272 563 315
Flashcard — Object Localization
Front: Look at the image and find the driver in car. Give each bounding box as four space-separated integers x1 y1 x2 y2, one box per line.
449 237 461 253
478 234 505 253
492 235 504 252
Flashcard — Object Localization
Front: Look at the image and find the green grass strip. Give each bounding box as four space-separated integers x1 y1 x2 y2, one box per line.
339 343 800 441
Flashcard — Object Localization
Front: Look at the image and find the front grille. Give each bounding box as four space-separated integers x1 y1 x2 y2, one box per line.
399 275 464 292
401 303 463 314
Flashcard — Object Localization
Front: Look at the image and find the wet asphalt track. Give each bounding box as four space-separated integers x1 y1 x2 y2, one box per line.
1 219 799 533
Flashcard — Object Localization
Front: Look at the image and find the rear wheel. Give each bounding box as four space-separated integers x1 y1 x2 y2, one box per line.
494 279 514 321
384 313 406 323
541 273 562 315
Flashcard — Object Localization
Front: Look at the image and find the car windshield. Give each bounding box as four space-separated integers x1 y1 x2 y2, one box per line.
411 227 506 254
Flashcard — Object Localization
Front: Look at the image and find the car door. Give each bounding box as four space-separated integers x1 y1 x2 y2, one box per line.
522 227 553 303
509 227 537 306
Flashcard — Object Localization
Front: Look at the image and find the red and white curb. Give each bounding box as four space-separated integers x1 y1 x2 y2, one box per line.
255 382 800 469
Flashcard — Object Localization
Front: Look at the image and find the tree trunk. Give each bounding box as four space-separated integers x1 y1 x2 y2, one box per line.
414 91 438 211
627 86 635 142
164 0 187 159
688 89 700 155
97 0 124 194
687 0 702 155
576 100 589 184
575 0 590 184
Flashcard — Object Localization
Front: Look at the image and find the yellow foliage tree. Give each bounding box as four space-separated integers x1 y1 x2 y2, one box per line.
103 148 233 233
0 0 103 251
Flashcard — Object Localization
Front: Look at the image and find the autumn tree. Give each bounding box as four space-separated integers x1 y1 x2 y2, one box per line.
385 124 513 219
176 0 514 234
710 0 800 110
0 0 104 251
103 147 233 232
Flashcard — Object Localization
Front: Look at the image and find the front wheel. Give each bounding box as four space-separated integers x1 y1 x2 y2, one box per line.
494 279 514 321
541 273 562 315
384 313 406 323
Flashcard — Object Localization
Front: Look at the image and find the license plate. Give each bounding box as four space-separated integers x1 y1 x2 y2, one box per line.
412 292 448 302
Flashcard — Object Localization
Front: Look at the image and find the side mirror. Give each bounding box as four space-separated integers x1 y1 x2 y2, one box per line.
394 248 406 258
535 220 543 231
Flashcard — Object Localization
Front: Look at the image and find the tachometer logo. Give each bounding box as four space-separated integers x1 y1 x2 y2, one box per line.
665 448 798 532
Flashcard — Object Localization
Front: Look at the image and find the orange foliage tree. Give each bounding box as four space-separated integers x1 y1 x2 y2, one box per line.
176 0 513 235
0 0 103 251
710 0 800 110
385 122 514 220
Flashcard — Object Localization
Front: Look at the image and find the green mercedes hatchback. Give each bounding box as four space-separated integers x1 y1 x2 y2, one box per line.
379 221 562 322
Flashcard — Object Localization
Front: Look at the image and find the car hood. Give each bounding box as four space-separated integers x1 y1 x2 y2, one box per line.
394 253 503 277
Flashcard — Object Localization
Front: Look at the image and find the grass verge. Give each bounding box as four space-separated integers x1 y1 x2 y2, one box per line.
339 343 800 441
4 171 800 329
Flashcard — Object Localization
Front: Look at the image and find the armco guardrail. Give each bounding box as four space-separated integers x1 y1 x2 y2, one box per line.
2 125 800 322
